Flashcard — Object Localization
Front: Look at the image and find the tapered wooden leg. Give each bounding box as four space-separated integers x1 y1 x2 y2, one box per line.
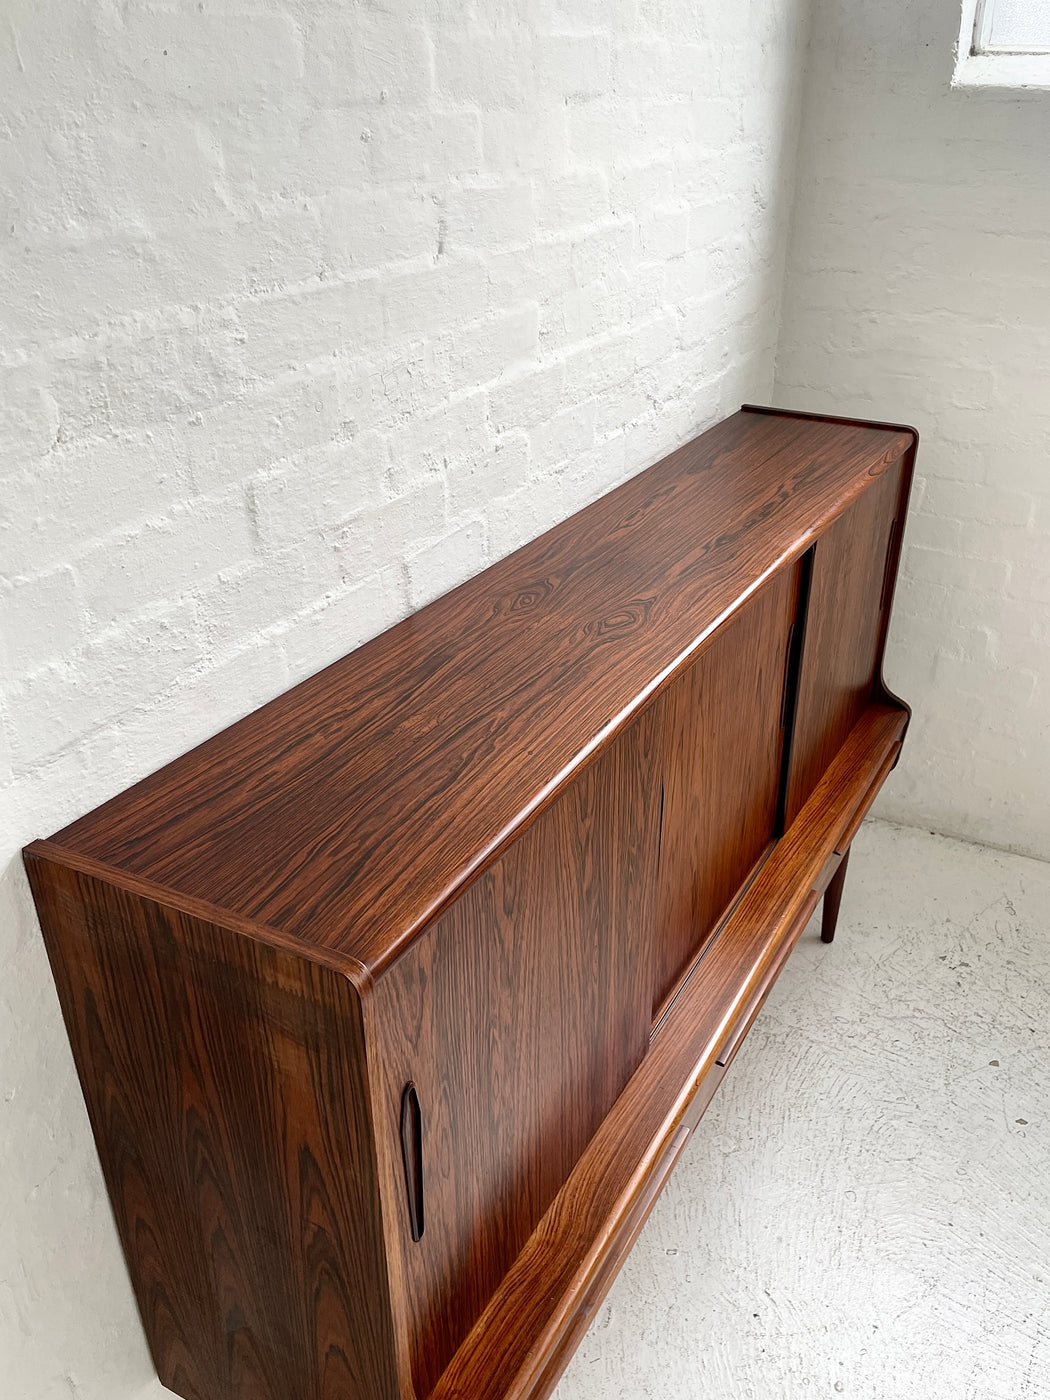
821 847 850 944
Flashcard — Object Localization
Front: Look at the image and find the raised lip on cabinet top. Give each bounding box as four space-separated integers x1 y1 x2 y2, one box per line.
31 406 917 981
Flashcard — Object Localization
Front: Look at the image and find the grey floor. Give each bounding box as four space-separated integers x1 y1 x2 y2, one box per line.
554 820 1050 1400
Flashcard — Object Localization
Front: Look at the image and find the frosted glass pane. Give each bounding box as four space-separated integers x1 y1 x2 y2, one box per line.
984 0 1050 50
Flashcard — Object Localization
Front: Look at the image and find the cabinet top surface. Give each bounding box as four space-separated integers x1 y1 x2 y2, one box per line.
46 408 914 977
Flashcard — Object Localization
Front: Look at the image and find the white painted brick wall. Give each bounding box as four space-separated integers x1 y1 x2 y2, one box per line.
0 2 810 1395
773 0 1050 863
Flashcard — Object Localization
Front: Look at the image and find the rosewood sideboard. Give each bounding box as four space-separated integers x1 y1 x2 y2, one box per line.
25 404 918 1400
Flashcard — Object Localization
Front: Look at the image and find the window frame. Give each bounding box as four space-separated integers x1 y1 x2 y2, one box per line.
954 0 1050 89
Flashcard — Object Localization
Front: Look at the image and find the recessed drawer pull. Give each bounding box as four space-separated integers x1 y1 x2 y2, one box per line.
400 1082 425 1242
779 622 796 731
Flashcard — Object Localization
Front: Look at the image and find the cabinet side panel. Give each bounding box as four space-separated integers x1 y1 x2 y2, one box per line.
785 459 904 827
368 709 663 1397
650 565 797 1014
25 853 401 1400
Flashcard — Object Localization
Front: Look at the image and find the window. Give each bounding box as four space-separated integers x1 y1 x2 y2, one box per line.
955 0 1050 87
973 0 1050 54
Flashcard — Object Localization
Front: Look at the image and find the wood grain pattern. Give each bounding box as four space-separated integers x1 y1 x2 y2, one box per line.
428 703 907 1400
649 562 798 1016
784 456 904 825
366 711 663 1397
24 852 402 1400
49 409 915 977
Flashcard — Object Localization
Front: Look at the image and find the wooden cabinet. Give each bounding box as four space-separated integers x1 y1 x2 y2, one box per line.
25 405 918 1400
649 566 797 1017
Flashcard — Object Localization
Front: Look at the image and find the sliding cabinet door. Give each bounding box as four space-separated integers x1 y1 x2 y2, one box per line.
650 565 799 1019
366 711 662 1398
783 459 904 828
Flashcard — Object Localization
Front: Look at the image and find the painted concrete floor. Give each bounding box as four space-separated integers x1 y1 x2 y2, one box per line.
554 819 1050 1400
